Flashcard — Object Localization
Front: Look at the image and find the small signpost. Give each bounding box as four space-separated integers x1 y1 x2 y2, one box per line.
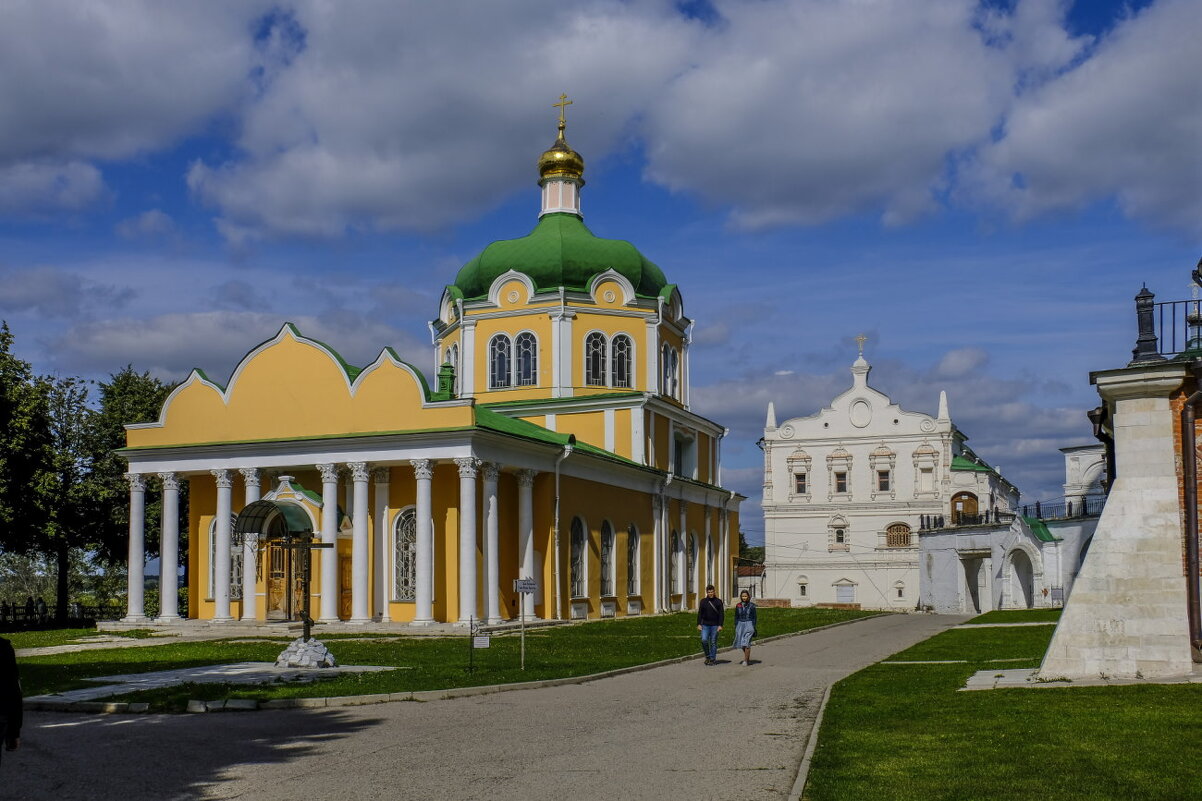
514 578 537 671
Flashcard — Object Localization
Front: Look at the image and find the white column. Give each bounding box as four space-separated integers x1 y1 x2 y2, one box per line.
317 463 340 622
239 468 261 621
460 319 477 396
482 462 501 624
411 459 435 625
645 317 660 394
123 473 147 622
157 472 182 621
550 309 576 398
349 461 371 623
455 457 479 624
211 469 234 622
652 494 663 613
373 467 390 622
517 469 536 619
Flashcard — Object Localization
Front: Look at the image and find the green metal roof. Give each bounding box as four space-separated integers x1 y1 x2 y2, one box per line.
452 212 668 300
1024 516 1059 543
951 455 994 473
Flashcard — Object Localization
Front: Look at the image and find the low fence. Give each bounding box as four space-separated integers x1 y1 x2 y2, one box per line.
0 603 125 631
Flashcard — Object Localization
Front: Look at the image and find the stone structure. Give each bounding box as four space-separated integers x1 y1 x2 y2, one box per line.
761 350 1018 610
919 450 1103 615
119 102 742 627
1039 361 1194 679
276 637 338 669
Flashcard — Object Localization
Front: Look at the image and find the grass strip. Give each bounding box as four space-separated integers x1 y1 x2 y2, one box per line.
805 621 1202 801
21 607 877 712
964 609 1063 625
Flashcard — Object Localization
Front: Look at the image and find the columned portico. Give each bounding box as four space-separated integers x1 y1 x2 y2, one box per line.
317 463 340 622
157 472 182 621
455 457 479 624
239 468 261 621
517 469 536 619
482 462 501 624
123 473 147 622
211 469 234 621
411 459 435 625
349 461 371 623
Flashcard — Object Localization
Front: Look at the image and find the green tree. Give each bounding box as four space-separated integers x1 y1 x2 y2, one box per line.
738 529 764 563
89 366 176 564
0 322 53 553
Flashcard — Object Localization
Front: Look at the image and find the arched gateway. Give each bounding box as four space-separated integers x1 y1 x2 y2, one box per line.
234 500 315 622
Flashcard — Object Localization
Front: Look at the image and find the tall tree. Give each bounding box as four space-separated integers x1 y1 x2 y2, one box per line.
0 322 52 555
89 367 176 564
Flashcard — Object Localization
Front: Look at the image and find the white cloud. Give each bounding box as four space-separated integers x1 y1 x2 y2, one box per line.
0 1 268 163
967 0 1202 235
0 160 106 215
0 264 133 318
50 311 428 381
189 0 696 239
643 0 1014 228
936 347 989 377
116 209 176 240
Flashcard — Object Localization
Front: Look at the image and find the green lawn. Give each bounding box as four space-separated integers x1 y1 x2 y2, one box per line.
5 627 164 649
805 621 1202 801
964 608 1062 624
22 607 877 712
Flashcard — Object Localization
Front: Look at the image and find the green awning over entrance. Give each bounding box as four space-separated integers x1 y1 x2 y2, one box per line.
234 500 313 538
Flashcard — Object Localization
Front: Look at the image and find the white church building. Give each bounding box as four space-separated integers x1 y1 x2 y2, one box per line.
760 350 1019 610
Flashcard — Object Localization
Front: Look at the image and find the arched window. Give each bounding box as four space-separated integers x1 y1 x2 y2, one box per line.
626 524 640 595
611 334 633 388
515 332 538 386
570 517 587 598
207 514 241 601
585 332 607 386
445 343 459 394
600 521 615 596
489 334 512 389
687 533 697 594
661 344 679 399
886 523 912 548
670 530 682 594
394 508 417 601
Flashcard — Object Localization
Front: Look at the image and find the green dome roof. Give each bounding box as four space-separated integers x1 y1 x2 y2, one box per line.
453 213 668 300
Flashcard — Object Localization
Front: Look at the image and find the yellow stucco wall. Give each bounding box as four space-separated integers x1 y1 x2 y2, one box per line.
127 327 473 449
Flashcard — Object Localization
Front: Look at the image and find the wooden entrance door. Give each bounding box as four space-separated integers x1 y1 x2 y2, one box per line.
265 543 303 620
951 492 979 524
339 556 353 620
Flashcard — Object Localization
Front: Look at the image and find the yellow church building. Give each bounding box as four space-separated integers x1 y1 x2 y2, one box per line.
119 105 743 626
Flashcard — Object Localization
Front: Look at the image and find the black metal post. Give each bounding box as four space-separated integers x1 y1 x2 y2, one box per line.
1130 285 1165 365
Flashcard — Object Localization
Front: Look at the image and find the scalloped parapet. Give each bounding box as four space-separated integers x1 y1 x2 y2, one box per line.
124 323 473 449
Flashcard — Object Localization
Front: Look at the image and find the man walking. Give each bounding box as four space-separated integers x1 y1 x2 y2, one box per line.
697 584 724 665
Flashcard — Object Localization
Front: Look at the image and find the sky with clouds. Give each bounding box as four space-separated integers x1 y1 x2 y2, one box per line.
1 0 1198 543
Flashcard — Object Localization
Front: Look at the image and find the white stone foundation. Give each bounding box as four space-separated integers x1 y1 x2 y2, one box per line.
275 637 338 669
1038 365 1194 681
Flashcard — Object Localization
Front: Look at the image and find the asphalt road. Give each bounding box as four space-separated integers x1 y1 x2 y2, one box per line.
2 613 963 801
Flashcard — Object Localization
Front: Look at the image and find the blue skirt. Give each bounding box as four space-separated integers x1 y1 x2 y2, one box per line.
733 620 755 648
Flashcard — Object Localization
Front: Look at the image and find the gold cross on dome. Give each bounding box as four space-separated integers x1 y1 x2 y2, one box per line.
553 93 572 128
855 334 868 356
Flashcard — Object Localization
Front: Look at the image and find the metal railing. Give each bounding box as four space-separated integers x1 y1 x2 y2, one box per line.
0 603 125 629
1153 299 1195 358
1020 495 1106 520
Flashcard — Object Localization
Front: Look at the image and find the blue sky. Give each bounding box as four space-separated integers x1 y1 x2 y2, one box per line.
0 0 1198 544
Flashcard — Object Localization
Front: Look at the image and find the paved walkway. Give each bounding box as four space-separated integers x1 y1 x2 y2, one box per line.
4 613 964 801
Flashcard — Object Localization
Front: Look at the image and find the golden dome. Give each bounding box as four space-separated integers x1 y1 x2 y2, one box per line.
538 124 585 182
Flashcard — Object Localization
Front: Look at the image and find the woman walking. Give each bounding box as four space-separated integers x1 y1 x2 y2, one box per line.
733 590 757 666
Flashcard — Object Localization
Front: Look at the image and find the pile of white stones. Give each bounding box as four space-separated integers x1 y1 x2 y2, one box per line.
275 637 338 669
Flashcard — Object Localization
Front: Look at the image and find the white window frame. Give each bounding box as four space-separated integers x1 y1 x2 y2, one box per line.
600 521 615 597
207 514 241 601
488 334 512 389
585 331 608 387
393 506 417 601
626 524 640 596
514 331 538 387
610 334 634 389
570 517 588 599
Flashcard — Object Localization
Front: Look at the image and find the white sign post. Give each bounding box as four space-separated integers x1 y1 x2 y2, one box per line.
513 578 537 670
